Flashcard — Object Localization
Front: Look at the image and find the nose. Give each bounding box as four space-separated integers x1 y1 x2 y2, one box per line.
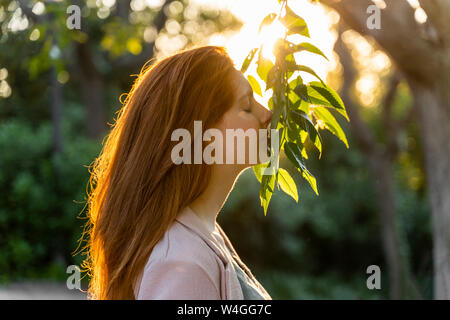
258 102 272 128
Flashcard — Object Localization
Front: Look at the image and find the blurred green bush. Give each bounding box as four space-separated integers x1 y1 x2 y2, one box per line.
219 129 432 299
0 104 99 283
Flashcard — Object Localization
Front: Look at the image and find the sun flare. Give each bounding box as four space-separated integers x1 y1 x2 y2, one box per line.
203 0 337 105
259 20 287 62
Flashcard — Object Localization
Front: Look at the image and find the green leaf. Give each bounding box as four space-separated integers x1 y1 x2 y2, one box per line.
286 119 299 142
312 106 349 148
289 109 322 157
276 41 327 62
290 98 310 116
252 162 270 183
301 145 309 159
247 75 262 97
293 84 310 103
286 122 309 159
270 95 284 130
278 168 298 202
284 141 307 173
260 173 276 215
305 87 332 106
254 161 274 182
284 142 319 195
268 97 274 111
301 167 318 196
265 65 280 91
281 5 310 37
289 79 310 113
257 55 275 83
253 164 263 183
259 13 278 32
296 42 328 61
300 130 308 143
308 81 348 121
288 76 303 89
241 48 258 74
274 39 298 58
295 66 325 85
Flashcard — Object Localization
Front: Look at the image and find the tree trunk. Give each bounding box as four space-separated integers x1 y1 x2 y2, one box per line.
80 76 107 140
50 66 62 154
370 154 423 299
323 0 450 299
75 43 107 140
335 33 421 298
370 155 402 298
410 82 450 299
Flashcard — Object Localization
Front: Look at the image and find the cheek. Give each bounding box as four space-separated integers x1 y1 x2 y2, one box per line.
214 111 262 165
219 111 260 132
241 115 260 131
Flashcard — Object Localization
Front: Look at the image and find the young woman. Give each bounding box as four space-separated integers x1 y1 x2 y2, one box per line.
83 46 273 300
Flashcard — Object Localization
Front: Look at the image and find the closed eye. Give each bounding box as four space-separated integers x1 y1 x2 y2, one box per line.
245 95 253 112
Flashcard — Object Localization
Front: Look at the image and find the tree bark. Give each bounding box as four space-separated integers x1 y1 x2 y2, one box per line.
371 155 402 298
75 42 107 140
72 0 174 139
335 32 421 299
409 82 450 299
324 0 450 300
50 66 63 154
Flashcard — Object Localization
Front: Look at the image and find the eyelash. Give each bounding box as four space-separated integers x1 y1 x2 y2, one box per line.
245 97 252 112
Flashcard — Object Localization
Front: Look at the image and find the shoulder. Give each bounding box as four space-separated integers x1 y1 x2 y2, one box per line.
149 220 221 273
137 221 222 299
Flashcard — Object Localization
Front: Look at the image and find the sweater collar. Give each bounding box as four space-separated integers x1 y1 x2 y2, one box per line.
175 206 231 265
175 206 245 300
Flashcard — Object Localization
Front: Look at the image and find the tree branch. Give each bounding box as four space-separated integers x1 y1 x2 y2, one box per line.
17 0 45 24
334 26 378 155
116 0 132 21
112 0 176 71
418 0 450 45
398 105 416 132
322 0 441 85
382 74 401 160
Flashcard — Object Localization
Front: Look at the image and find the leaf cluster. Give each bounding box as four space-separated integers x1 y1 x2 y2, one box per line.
241 1 350 215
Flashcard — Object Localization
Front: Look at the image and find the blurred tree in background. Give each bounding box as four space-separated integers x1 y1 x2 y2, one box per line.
0 0 438 299
323 0 450 300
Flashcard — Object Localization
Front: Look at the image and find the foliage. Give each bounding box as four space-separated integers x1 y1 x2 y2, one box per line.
0 0 242 91
241 0 350 215
0 106 99 283
220 129 432 299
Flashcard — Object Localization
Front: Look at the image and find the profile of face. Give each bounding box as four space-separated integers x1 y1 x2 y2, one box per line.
214 69 272 171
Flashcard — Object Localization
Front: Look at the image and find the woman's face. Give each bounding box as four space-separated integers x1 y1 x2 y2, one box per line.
214 69 272 169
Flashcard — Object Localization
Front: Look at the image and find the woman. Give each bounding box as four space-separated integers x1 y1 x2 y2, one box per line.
83 46 273 300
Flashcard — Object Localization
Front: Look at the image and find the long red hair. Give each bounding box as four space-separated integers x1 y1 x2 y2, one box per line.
81 46 236 299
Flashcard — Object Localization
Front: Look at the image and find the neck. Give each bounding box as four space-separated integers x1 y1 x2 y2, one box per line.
189 165 242 233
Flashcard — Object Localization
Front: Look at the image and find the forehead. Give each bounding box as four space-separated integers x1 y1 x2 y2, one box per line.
231 69 252 97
